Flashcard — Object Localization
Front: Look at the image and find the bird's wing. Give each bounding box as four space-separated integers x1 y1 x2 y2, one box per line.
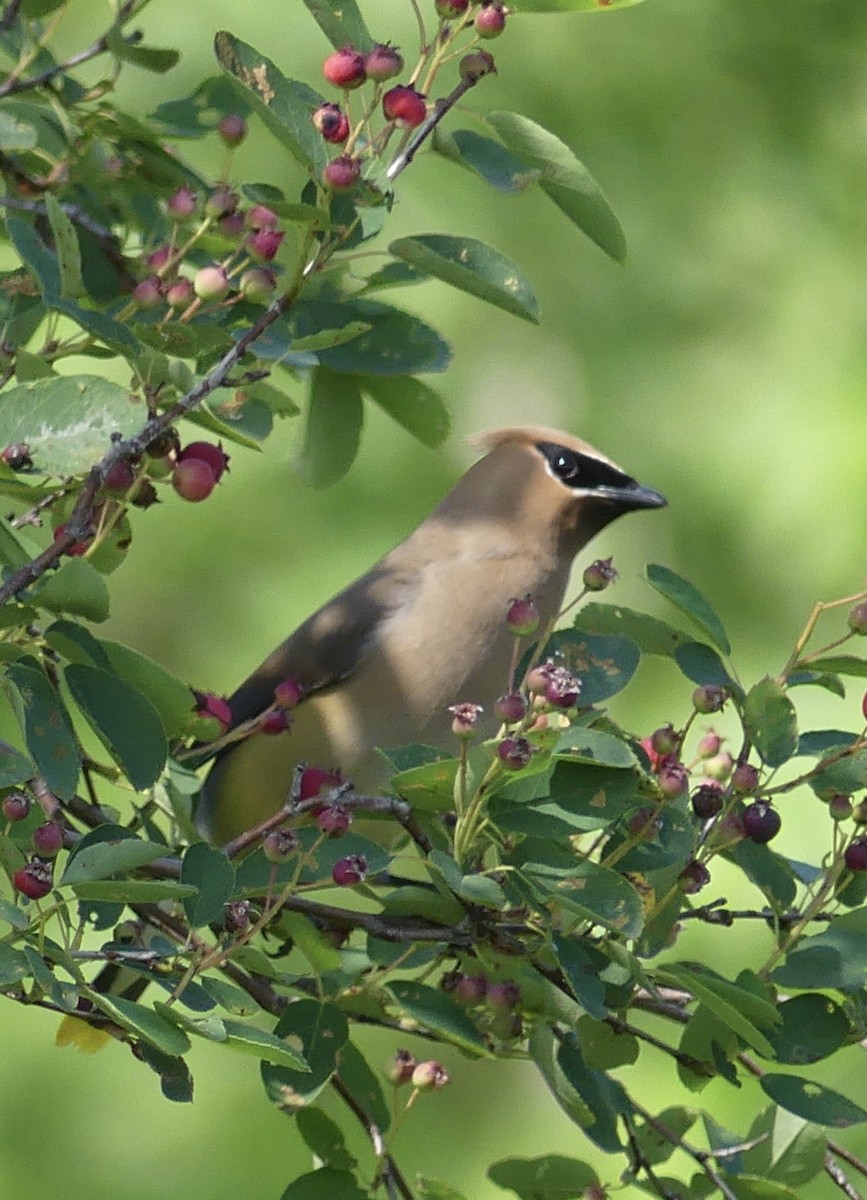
222 562 414 729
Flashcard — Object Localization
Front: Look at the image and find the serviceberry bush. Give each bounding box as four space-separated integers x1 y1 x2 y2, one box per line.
0 3 865 1200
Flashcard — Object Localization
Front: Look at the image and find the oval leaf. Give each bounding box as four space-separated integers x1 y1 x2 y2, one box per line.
5 660 80 799
760 1074 867 1128
546 629 640 703
434 128 542 195
362 376 450 448
390 235 540 323
64 663 167 789
645 563 731 656
90 994 191 1056
743 677 798 768
181 842 235 928
30 559 110 622
555 726 637 769
388 981 490 1054
295 367 363 488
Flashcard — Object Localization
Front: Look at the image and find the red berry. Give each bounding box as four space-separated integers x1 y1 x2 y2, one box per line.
322 155 361 192
382 85 427 129
218 113 247 146
332 853 367 886
263 827 299 862
194 691 233 732
2 791 31 822
731 762 760 793
172 458 216 502
658 761 689 797
165 278 194 309
582 557 617 592
844 837 867 872
246 228 284 262
260 708 291 735
475 3 507 38
193 265 230 301
506 594 540 636
322 46 366 89
32 820 64 857
742 800 781 845
691 783 723 820
245 204 279 231
13 859 53 900
178 441 230 481
299 767 343 802
316 804 352 837
53 523 92 557
312 103 351 145
544 667 580 709
493 692 527 723
497 736 533 771
363 43 404 82
274 678 304 710
104 460 136 494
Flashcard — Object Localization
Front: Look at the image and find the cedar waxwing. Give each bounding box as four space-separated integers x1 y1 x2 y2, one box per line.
196 427 666 843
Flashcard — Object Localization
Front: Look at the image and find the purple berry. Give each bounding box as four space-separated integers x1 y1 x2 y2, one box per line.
844 837 867 872
742 800 781 845
316 804 352 837
32 821 64 857
505 594 540 636
2 791 31 822
332 853 368 886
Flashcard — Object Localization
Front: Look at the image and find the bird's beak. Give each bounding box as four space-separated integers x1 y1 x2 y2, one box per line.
597 481 668 512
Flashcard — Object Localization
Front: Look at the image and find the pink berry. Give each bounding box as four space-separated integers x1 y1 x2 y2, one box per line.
384 1049 417 1085
332 853 367 886
246 228 284 263
32 820 64 857
2 791 31 822
167 185 197 219
506 595 540 637
177 441 230 481
194 691 233 732
322 155 361 192
658 761 689 797
453 974 487 1005
205 187 238 218
382 85 427 129
1 443 32 470
829 794 853 822
193 265 230 301
497 736 533 771
696 730 723 759
260 708 291 735
493 692 527 723
487 981 521 1011
582 557 617 592
363 43 404 82
731 762 760 793
449 702 483 738
172 458 217 502
165 278 194 309
844 837 867 872
263 827 299 862
411 1060 449 1090
245 205 279 231
274 678 304 710
312 103 351 145
703 751 734 783
322 46 366 89
848 601 867 636
475 3 507 38
316 804 352 837
218 211 245 239
145 246 172 273
742 800 781 845
104 460 136 493
133 276 162 308
217 113 247 147
13 859 53 900
544 667 580 709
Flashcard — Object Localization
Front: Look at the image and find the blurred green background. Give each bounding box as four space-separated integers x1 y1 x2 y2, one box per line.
1 0 865 1197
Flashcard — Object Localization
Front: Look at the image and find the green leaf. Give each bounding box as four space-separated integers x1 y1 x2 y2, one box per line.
69 880 196 902
300 0 373 50
262 1000 348 1110
289 323 370 353
555 726 637 768
545 630 640 704
0 109 37 151
110 41 180 73
417 1181 472 1200
528 1024 595 1128
44 619 112 668
552 935 607 1019
44 194 84 299
726 1178 803 1200
362 376 450 448
487 1155 600 1200
30 559 110 622
219 1018 309 1069
280 1168 367 1200
295 367 363 488
809 745 867 798
434 128 541 194
576 602 691 656
387 755 460 813
390 234 539 323
5 218 139 355
214 32 327 174
674 641 738 690
4 659 80 798
0 373 146 476
486 111 626 262
555 1031 627 1151
388 981 490 1054
0 738 34 787
0 515 34 570
657 964 777 1057
293 300 452 376
99 640 194 738
61 826 169 884
295 1108 355 1172
457 873 508 909
772 908 867 992
577 1014 638 1069
743 677 798 768
89 994 191 1056
522 856 644 938
181 842 235 928
765 994 849 1064
760 1074 867 1127
799 654 866 678
727 840 797 911
645 563 731 656
65 663 167 789
335 1038 391 1132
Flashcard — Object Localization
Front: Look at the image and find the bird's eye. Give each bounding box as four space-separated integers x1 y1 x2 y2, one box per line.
551 450 580 482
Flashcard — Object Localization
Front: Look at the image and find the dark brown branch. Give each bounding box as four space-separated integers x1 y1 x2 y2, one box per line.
386 67 492 182
331 1074 416 1200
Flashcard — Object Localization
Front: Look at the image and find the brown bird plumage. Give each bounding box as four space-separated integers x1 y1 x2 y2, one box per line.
196 427 665 842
